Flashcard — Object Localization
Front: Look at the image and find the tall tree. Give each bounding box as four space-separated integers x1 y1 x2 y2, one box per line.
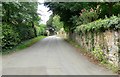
52 15 63 31
44 2 98 32
44 2 120 33
2 2 42 50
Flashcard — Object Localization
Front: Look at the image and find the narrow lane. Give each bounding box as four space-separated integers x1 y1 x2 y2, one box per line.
2 36 116 75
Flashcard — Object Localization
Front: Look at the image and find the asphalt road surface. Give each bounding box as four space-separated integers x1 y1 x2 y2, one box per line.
2 36 116 75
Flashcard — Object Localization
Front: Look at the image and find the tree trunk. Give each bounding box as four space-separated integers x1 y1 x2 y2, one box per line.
108 2 114 17
31 22 37 37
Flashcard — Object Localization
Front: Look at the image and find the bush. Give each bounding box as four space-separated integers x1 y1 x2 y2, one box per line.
92 46 107 63
1 23 47 51
78 8 99 25
35 24 46 36
75 16 120 33
17 25 35 41
2 24 21 50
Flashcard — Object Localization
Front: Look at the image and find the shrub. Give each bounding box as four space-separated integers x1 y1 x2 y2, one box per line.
2 24 21 50
35 24 46 36
75 16 120 33
92 46 107 63
17 25 36 41
78 8 99 25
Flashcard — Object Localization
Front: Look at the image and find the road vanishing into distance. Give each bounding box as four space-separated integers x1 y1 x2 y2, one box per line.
2 36 116 75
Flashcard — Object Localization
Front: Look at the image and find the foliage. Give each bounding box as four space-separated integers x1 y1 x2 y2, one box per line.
44 2 98 32
2 24 21 50
66 38 119 73
17 24 36 41
52 15 64 31
45 2 120 32
75 16 120 33
98 2 120 18
35 24 46 36
46 14 53 27
2 36 46 55
78 8 99 25
70 8 99 29
2 2 39 24
112 2 120 16
92 46 107 63
1 2 45 51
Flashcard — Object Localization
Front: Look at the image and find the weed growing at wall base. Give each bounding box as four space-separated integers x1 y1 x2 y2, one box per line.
92 46 107 64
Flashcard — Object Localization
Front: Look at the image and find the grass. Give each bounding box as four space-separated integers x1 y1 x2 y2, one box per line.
65 39 119 74
102 62 119 74
2 36 46 55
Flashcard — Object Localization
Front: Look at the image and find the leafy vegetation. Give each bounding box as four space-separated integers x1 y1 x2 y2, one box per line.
44 2 120 32
35 24 47 36
92 45 107 63
2 24 21 50
45 2 120 72
52 15 64 31
75 16 120 33
77 8 99 25
1 2 46 52
46 14 64 35
66 39 119 73
1 1 119 73
2 36 46 55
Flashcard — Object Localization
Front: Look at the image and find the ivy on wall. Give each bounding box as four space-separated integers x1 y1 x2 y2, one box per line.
73 16 120 65
75 16 120 33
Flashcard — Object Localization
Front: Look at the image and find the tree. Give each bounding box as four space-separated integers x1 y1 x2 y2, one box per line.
2 2 43 51
46 14 54 27
52 15 63 31
44 2 98 32
44 2 120 33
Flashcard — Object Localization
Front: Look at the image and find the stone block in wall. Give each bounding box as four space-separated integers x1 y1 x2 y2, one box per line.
104 30 119 66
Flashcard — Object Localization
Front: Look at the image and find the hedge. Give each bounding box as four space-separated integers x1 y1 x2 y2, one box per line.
2 24 21 50
75 16 120 33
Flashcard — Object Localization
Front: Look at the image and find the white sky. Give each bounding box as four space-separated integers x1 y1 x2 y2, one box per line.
37 1 52 24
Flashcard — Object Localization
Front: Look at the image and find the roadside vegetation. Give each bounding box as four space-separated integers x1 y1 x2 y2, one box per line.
44 2 120 33
45 2 120 73
1 1 120 73
66 39 119 73
1 2 47 54
2 36 46 55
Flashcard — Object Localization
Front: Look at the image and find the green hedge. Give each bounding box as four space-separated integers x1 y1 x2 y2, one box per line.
75 16 120 33
2 24 21 50
35 26 46 36
17 25 35 41
1 23 47 51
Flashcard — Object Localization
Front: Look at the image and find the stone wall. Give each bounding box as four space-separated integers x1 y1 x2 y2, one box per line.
70 30 120 66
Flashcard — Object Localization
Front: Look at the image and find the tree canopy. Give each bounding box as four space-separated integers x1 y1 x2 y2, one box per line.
44 2 120 32
1 2 46 51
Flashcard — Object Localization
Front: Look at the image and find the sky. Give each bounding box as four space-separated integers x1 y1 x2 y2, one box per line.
37 1 52 24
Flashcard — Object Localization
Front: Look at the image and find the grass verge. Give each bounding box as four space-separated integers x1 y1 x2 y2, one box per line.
2 36 46 55
65 39 119 74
